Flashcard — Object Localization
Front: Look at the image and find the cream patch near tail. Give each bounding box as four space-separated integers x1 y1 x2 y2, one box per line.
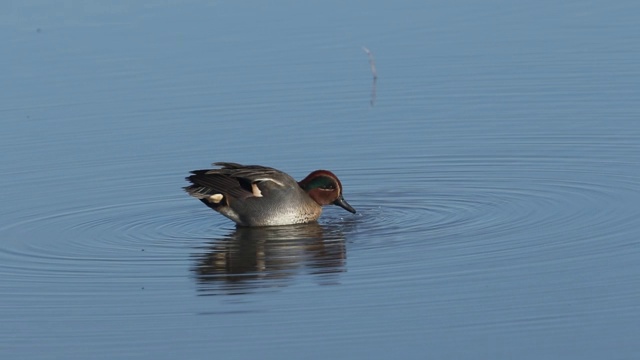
208 193 224 203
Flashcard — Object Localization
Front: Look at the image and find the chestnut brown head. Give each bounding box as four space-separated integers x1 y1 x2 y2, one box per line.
298 170 356 213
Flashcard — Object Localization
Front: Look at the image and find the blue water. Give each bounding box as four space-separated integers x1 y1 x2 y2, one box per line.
2 1 640 359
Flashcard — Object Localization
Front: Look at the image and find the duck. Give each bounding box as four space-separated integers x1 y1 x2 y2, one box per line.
184 162 356 226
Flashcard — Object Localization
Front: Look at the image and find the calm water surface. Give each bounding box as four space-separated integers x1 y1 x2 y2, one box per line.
2 1 640 359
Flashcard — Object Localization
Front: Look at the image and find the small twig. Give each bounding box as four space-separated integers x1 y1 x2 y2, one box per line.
370 77 377 107
362 46 378 79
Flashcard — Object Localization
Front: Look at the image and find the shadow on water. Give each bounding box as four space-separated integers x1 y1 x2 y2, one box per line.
191 223 346 295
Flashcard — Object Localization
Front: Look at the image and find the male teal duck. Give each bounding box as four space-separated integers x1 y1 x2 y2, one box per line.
184 162 356 226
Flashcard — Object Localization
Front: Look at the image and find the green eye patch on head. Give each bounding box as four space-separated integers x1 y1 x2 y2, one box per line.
303 176 336 191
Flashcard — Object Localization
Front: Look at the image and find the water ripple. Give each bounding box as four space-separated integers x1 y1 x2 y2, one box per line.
0 196 226 281
346 154 639 260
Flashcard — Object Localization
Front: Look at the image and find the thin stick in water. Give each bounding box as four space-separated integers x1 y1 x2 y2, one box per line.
362 46 378 79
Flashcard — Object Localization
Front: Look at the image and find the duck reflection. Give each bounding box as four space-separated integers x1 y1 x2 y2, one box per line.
192 223 346 295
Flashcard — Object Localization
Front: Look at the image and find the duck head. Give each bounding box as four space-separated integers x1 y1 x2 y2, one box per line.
298 170 356 214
